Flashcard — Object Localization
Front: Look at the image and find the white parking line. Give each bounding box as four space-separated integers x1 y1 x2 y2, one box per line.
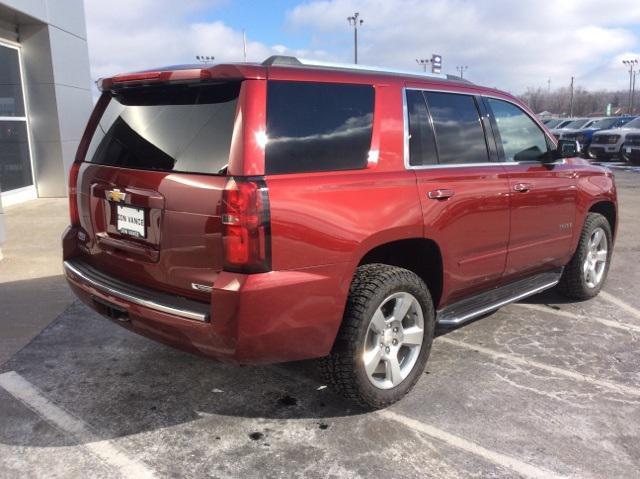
379 410 566 479
0 371 156 479
598 291 640 321
438 337 640 398
513 303 640 333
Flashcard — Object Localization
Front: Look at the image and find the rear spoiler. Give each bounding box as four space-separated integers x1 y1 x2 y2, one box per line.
97 64 266 91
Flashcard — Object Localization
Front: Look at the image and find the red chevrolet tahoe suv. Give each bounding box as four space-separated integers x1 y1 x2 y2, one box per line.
63 56 617 408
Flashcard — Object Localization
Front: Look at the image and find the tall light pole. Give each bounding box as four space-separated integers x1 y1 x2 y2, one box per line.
347 12 363 64
569 76 575 117
623 59 638 114
416 58 429 72
456 65 468 79
634 70 638 114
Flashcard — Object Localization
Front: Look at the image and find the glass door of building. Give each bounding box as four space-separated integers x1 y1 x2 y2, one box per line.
0 39 35 203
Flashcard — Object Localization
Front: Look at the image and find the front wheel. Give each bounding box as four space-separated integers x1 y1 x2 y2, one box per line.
557 213 612 300
319 264 435 409
620 146 631 163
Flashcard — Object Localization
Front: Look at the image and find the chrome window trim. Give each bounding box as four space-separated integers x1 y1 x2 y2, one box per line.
402 87 559 171
64 260 209 322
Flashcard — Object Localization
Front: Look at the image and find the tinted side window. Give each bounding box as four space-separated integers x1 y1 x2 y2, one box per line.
487 98 549 162
266 81 374 174
424 92 489 164
406 90 437 166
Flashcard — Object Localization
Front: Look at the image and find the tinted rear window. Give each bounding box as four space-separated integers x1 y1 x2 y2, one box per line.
265 81 374 174
85 82 240 175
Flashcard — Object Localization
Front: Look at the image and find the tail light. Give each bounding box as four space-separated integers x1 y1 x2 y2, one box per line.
221 177 271 273
68 161 81 225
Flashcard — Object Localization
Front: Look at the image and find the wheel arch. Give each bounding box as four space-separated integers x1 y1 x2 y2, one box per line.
357 237 444 309
588 200 617 240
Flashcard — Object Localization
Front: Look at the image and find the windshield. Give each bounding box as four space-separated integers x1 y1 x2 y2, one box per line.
588 118 619 130
556 120 572 129
563 119 589 129
624 118 640 129
544 119 562 128
85 82 241 175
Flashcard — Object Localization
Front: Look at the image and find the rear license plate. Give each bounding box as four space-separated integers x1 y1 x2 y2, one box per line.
117 205 146 238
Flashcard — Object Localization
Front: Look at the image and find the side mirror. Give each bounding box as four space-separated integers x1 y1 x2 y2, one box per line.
555 139 581 159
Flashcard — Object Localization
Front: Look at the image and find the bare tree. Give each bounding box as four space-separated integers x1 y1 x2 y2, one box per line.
518 87 631 117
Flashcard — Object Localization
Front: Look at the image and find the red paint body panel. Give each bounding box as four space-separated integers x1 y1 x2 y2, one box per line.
63 61 618 364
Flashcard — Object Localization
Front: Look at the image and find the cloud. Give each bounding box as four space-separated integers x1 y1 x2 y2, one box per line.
286 0 640 92
84 0 327 84
84 0 640 94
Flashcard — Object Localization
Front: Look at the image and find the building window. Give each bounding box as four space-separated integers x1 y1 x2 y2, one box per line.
0 42 33 193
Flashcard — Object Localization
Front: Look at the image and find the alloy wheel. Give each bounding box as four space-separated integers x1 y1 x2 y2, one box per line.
583 227 608 289
362 292 424 389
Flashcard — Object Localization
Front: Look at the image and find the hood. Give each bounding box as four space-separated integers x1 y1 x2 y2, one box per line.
595 127 640 136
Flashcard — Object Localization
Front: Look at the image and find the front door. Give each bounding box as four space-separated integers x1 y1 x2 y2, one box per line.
405 88 511 305
484 97 577 279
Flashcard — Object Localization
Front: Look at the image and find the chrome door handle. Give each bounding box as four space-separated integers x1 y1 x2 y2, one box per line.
428 189 455 200
513 183 532 193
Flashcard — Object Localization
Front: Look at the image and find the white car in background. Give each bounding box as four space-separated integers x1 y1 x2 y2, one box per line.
623 132 640 165
588 117 640 161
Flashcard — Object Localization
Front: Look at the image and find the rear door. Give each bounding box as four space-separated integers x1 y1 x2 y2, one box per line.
406 88 511 304
483 97 577 279
76 82 241 300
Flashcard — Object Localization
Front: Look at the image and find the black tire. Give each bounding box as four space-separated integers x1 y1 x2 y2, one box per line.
620 146 631 163
557 213 612 300
319 264 435 409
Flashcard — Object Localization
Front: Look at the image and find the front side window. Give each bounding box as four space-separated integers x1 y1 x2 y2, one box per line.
486 98 549 162
265 81 374 174
423 92 489 165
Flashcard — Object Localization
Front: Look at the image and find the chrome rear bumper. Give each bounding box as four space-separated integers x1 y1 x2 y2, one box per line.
64 259 210 322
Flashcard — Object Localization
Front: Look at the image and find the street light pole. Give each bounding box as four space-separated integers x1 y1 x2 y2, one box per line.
623 59 638 114
347 12 363 64
456 65 468 79
416 59 429 72
569 76 574 117
633 70 638 114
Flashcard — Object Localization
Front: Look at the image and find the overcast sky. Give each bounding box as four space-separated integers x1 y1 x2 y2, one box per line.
84 0 640 94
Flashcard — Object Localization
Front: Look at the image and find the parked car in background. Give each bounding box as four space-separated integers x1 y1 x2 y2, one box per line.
589 117 640 161
551 118 592 139
63 56 618 408
562 116 636 157
625 133 640 165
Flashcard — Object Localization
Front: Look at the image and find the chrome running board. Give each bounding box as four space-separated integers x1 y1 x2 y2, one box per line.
436 268 562 327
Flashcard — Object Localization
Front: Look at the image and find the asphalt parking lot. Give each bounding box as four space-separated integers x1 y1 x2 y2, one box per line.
1 168 639 479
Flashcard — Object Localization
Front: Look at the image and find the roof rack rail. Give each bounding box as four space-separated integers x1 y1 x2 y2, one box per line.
261 55 452 81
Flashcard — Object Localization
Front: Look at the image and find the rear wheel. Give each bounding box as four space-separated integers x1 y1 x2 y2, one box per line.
319 264 435 409
557 213 612 300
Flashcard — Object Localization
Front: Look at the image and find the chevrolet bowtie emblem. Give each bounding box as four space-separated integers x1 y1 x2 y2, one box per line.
105 188 126 202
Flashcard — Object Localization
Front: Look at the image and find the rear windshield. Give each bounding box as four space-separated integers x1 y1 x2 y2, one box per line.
85 82 240 175
265 81 374 175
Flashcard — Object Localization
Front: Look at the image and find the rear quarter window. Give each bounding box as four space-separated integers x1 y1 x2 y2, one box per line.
265 81 374 175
